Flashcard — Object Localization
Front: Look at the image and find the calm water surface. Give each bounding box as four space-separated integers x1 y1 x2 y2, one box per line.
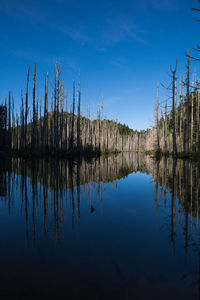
0 153 199 299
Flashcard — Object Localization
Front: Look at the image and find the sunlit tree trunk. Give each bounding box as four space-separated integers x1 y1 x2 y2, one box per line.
171 60 177 156
186 49 190 154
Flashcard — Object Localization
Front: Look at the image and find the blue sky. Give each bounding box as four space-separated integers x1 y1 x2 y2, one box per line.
0 0 200 130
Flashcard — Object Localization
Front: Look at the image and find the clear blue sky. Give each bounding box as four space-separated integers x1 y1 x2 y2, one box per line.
0 0 199 130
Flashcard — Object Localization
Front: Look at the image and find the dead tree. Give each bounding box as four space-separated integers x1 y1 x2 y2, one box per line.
65 88 68 151
170 59 178 156
191 81 194 151
71 81 75 150
77 75 81 151
164 101 168 153
60 80 64 150
12 96 15 149
50 91 53 150
98 104 101 152
186 49 190 153
8 91 11 148
155 83 160 153
44 72 48 149
20 89 24 150
25 66 30 150
36 95 39 149
56 70 60 151
32 64 36 151
197 91 200 152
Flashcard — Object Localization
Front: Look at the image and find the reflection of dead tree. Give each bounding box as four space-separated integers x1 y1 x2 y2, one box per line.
170 159 177 254
154 160 159 223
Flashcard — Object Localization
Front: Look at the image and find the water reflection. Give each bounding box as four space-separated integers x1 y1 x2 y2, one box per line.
151 158 200 248
1 154 200 247
1 153 200 299
1 154 145 244
151 157 200 297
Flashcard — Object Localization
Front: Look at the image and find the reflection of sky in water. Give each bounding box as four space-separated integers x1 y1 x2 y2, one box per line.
0 155 199 299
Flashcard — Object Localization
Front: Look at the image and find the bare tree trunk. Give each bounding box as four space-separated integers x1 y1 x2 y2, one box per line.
186 49 190 154
25 66 30 150
36 95 39 150
39 96 42 151
179 78 183 152
71 81 75 150
16 112 19 151
191 82 194 152
65 88 68 151
77 75 81 150
98 104 101 153
44 72 49 149
60 81 64 151
164 101 167 153
54 73 57 152
20 89 24 150
12 96 15 150
50 91 53 150
155 83 160 153
171 60 178 156
8 91 11 148
56 69 60 152
32 64 36 152
101 96 103 152
197 91 200 152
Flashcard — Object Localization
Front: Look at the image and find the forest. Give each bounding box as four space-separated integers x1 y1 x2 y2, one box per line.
0 52 199 159
0 63 148 157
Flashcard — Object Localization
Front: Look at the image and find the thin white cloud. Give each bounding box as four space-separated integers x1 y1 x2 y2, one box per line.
54 24 90 45
109 57 128 67
9 49 35 60
1 0 148 48
104 96 123 108
101 18 147 46
10 48 79 71
0 0 90 45
0 0 46 23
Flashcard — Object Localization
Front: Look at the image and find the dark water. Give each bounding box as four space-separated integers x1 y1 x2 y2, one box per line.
0 153 200 300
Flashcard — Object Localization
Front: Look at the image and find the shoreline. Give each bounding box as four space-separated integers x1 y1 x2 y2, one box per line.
0 149 200 161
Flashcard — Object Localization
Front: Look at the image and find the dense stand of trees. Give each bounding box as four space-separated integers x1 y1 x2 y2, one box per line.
1 53 200 157
0 64 150 157
143 52 200 157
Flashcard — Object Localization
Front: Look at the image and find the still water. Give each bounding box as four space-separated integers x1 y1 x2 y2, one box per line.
0 153 199 299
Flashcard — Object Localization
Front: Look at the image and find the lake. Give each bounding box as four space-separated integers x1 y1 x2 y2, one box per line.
0 153 199 299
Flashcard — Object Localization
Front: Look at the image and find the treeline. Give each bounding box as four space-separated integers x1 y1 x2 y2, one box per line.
0 63 150 157
2 53 200 158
